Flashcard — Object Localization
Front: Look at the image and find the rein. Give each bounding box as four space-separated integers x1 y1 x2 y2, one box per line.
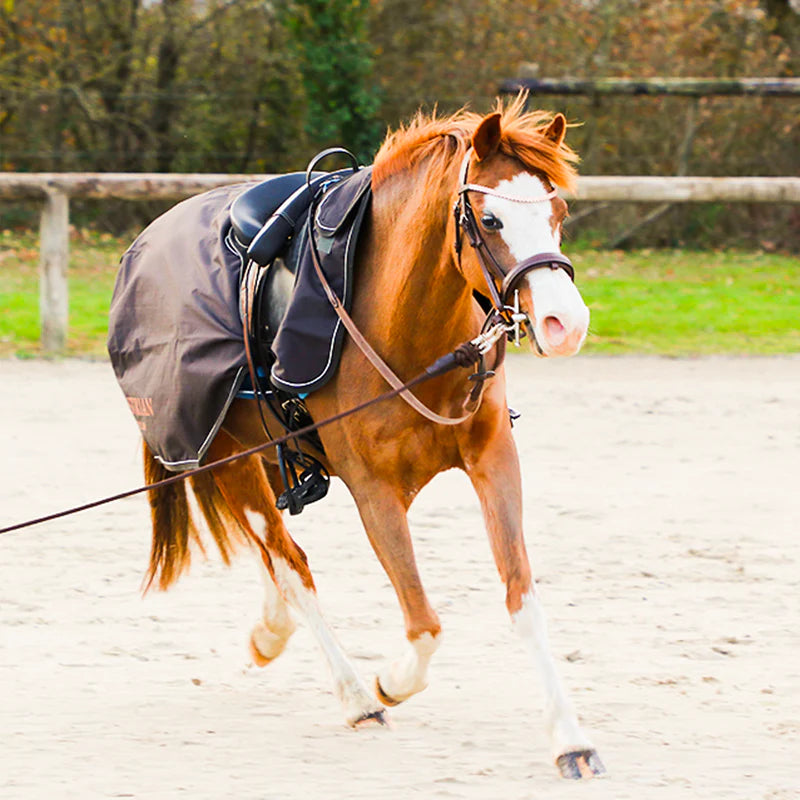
306 185 508 426
1 149 574 536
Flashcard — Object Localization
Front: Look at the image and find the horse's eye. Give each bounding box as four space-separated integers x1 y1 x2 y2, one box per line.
480 213 503 231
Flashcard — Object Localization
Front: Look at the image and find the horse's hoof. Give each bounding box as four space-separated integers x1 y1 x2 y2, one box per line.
374 676 403 707
248 626 290 667
556 749 606 779
352 708 390 728
248 636 275 667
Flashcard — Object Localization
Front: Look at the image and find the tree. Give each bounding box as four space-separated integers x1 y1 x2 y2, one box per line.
763 0 800 71
279 0 383 163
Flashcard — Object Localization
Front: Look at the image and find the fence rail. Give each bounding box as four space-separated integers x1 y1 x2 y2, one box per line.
499 76 800 97
4 173 800 203
0 173 270 200
574 176 800 203
2 172 799 352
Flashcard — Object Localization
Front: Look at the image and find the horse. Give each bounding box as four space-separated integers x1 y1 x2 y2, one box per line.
135 95 603 779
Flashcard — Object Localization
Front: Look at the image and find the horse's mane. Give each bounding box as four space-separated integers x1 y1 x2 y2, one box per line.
372 94 579 193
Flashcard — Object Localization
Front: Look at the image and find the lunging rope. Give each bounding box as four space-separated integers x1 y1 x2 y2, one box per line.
0 340 487 537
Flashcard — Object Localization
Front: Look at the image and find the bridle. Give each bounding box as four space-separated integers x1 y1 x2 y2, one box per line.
453 148 575 346
307 147 581 424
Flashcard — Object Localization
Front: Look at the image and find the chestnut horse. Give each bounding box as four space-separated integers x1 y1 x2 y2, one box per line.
143 97 604 779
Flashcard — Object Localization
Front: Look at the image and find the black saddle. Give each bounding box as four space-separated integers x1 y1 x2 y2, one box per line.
232 173 323 359
232 168 365 269
231 172 306 248
231 171 322 267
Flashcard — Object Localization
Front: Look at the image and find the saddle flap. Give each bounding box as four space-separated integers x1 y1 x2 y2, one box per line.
315 167 374 237
269 167 373 396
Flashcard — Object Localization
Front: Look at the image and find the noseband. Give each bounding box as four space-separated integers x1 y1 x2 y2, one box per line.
453 148 575 325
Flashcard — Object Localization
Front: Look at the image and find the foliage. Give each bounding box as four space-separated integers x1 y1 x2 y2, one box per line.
0 0 308 173
0 0 798 246
279 0 383 163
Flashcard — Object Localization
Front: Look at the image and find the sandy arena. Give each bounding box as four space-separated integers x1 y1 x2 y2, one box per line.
1 354 798 799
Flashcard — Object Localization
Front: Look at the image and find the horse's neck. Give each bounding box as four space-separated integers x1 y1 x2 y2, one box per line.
357 172 479 370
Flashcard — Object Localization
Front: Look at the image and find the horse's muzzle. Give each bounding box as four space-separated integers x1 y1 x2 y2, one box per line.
514 263 589 358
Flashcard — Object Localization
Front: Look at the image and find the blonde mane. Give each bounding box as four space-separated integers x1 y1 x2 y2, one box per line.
373 94 579 193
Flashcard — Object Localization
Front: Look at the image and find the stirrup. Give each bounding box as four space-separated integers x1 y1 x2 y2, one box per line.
276 447 330 515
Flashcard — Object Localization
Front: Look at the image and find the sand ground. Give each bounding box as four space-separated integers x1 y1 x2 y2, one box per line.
1 354 798 800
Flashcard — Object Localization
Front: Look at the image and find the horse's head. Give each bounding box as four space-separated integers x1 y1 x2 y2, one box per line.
454 111 589 358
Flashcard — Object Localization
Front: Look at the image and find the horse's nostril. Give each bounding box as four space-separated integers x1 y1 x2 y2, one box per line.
543 315 566 345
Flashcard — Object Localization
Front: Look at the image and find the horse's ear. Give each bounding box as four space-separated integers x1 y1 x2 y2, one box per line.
542 113 567 147
472 112 502 161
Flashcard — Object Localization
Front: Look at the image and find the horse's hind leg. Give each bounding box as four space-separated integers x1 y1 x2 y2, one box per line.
350 484 442 706
244 463 297 666
205 434 387 727
249 552 297 666
465 429 605 779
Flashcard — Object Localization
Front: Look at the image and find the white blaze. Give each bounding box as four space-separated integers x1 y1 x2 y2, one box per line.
482 173 589 357
482 172 562 257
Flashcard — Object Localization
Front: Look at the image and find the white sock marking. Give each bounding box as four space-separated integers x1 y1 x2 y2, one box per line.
250 556 296 660
378 632 441 702
269 554 382 725
513 591 594 758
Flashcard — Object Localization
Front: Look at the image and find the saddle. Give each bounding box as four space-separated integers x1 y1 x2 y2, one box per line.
234 164 372 381
231 171 322 264
231 155 374 514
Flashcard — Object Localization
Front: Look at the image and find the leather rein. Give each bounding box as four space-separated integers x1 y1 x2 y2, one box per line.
310 148 576 425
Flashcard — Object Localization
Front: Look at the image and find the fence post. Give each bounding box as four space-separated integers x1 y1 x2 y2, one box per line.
39 189 69 353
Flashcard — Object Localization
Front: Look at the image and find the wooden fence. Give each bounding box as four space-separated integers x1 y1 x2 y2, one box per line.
498 76 800 97
1 172 800 352
1 173 270 352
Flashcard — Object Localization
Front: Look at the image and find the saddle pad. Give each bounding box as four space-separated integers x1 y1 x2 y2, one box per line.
107 183 251 471
270 166 373 394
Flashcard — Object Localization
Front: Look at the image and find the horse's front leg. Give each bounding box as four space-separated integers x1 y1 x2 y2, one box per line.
349 483 442 707
465 428 605 779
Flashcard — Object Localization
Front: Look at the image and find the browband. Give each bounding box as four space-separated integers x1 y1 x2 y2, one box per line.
457 148 559 203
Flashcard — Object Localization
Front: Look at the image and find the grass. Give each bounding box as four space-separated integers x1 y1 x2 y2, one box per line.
0 228 798 358
0 229 122 358
572 245 800 355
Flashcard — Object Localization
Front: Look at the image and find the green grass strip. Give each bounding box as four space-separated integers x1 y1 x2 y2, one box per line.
574 246 799 355
1 229 798 357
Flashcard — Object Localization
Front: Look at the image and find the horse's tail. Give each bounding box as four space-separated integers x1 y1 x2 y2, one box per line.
142 442 248 592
